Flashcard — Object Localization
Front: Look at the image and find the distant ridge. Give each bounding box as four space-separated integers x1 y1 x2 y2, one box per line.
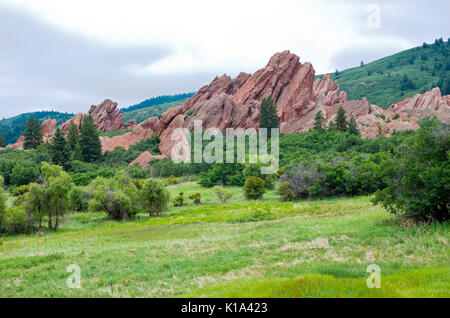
122 92 195 113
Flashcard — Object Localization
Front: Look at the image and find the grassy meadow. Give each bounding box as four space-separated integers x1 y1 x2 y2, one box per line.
0 182 449 298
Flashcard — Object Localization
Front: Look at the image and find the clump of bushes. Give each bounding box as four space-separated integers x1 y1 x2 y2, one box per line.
140 179 170 216
189 193 201 204
277 182 295 202
173 192 185 207
373 118 449 222
243 176 265 200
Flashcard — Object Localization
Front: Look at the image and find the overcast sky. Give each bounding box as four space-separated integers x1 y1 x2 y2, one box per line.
0 0 449 118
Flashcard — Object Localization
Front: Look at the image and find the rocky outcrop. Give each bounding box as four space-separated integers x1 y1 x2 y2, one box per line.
6 119 57 150
129 151 167 169
59 99 135 135
100 116 160 153
88 99 136 132
60 112 84 134
10 51 448 157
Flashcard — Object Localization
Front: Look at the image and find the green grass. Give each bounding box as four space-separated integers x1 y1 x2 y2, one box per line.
0 182 448 298
320 41 450 109
98 129 133 138
123 100 188 124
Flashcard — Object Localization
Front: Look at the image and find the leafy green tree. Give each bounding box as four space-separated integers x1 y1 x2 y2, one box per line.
335 107 348 132
348 116 360 136
139 179 170 216
41 162 73 230
10 161 40 186
67 121 80 152
25 183 46 230
23 116 43 149
79 115 102 162
260 96 280 137
437 75 449 95
243 176 266 199
373 119 449 222
313 111 326 133
50 128 69 167
0 132 6 147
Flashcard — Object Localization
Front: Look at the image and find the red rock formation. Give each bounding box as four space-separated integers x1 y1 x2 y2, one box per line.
129 151 167 169
88 99 136 132
60 112 84 134
100 116 160 153
6 119 57 150
60 99 135 135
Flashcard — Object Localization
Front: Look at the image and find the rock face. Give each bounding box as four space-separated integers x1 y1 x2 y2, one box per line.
11 51 449 157
129 151 167 169
100 117 160 153
88 99 136 132
60 99 135 134
6 119 57 150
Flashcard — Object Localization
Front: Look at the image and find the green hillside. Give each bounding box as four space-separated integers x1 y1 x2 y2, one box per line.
122 93 194 113
0 111 73 145
123 99 188 124
323 38 450 109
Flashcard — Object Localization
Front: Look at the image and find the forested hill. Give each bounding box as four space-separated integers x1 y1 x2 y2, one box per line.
122 92 195 113
0 111 73 145
322 38 450 109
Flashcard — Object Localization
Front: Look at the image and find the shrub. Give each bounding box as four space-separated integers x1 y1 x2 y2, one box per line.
70 186 89 212
373 119 449 222
140 179 170 216
393 114 400 120
189 192 201 204
277 182 295 202
243 176 265 200
10 161 40 186
214 186 233 203
173 192 185 207
4 206 34 234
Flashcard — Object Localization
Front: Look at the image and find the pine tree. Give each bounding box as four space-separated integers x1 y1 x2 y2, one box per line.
259 96 280 138
73 143 83 161
313 111 326 133
79 115 102 162
67 121 80 151
0 132 6 148
348 116 360 136
50 128 69 167
23 116 43 149
335 107 348 132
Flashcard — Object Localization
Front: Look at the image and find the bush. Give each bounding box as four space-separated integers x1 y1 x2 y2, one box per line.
140 179 170 216
70 186 89 212
189 192 201 204
243 176 265 200
277 182 295 202
373 119 449 222
10 161 40 186
173 192 185 207
4 206 34 234
214 186 233 203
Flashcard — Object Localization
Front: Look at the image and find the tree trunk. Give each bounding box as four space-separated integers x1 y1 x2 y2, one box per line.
54 213 59 231
48 211 52 230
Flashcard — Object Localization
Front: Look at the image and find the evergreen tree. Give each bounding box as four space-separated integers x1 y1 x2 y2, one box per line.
79 115 102 162
437 75 450 95
67 121 80 151
23 116 43 149
259 96 280 138
313 111 326 133
73 143 83 161
0 132 6 147
335 107 348 132
348 116 360 136
50 128 69 167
